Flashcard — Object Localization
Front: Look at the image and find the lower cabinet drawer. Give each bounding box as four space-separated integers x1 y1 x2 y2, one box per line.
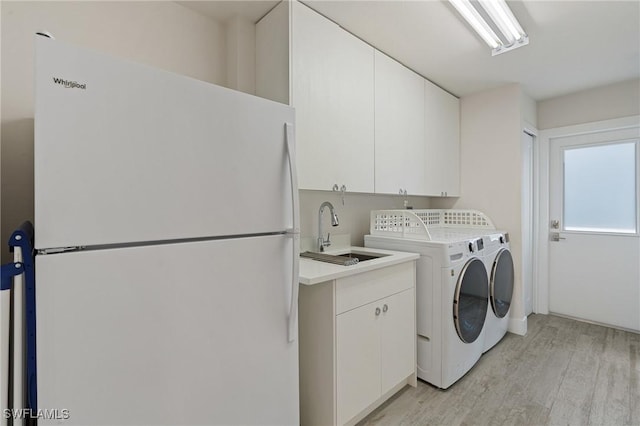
336 262 414 314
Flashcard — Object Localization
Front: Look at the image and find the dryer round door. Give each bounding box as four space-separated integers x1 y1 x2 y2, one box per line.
490 248 514 318
453 258 489 344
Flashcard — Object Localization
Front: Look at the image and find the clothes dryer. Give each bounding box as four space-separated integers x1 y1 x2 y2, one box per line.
481 232 514 352
365 210 492 389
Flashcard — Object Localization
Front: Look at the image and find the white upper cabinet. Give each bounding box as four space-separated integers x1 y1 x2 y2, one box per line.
374 51 426 196
424 80 460 197
256 1 460 197
291 2 375 193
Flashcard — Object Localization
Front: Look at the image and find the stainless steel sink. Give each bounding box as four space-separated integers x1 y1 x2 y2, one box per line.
336 251 388 262
300 250 388 266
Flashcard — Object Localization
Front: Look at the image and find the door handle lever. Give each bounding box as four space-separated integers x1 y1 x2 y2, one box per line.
550 232 566 242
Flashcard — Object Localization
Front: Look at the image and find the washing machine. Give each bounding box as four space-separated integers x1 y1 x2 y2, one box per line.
481 231 514 353
365 210 492 389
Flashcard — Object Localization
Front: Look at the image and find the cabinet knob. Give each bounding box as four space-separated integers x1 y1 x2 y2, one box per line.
383 304 388 313
375 307 381 316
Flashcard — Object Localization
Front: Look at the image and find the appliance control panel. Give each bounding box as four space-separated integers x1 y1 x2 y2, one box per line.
467 238 484 253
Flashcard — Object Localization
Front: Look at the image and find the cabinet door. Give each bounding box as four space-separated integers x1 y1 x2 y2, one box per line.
380 288 415 394
374 51 426 195
292 2 375 192
439 91 460 196
424 80 460 196
336 302 381 425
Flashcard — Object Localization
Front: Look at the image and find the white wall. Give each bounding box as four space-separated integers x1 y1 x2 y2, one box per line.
1 1 226 261
300 190 431 249
521 90 537 128
226 16 256 94
433 83 530 334
537 78 640 130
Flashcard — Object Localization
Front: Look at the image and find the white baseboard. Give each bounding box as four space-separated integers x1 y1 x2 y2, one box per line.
508 315 528 336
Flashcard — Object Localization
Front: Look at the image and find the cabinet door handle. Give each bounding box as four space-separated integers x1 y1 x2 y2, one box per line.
375 307 381 316
383 304 388 313
337 184 346 205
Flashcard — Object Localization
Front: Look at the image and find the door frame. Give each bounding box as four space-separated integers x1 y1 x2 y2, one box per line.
536 115 640 315
522 124 537 316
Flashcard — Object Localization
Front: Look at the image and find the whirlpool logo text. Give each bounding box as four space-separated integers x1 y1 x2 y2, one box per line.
53 77 86 90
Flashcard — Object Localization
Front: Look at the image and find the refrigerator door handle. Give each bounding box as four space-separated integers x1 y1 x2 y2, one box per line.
285 123 300 343
287 233 300 343
285 123 299 235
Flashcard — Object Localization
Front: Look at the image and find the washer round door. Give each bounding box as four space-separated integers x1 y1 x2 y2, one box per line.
453 258 489 344
490 248 514 318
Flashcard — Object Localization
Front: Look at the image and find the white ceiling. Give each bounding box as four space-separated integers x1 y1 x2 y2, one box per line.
179 1 280 23
179 0 640 101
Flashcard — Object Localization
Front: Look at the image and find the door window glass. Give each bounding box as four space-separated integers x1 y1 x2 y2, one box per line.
454 258 488 343
563 141 637 233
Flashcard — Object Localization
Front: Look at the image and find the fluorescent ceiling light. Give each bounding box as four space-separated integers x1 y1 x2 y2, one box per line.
449 0 501 49
450 0 529 56
479 0 526 43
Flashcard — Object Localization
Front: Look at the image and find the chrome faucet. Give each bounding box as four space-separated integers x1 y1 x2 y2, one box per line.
318 201 339 252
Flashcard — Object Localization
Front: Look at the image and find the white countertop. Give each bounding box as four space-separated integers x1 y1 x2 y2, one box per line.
299 246 419 285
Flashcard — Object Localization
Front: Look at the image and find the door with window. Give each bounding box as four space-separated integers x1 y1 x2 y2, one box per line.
548 126 640 331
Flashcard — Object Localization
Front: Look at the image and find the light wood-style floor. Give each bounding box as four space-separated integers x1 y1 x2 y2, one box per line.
358 314 640 426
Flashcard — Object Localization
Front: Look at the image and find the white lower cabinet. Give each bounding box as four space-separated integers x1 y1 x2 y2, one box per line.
336 300 381 425
336 288 415 424
299 262 417 426
379 289 415 392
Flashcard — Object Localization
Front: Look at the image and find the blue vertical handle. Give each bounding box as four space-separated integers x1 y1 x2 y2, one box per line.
9 221 37 412
1 262 24 290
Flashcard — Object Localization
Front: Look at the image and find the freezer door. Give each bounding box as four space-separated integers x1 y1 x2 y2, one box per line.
35 38 296 250
35 235 299 425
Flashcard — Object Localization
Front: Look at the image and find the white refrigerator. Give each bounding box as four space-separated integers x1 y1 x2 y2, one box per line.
33 37 300 425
